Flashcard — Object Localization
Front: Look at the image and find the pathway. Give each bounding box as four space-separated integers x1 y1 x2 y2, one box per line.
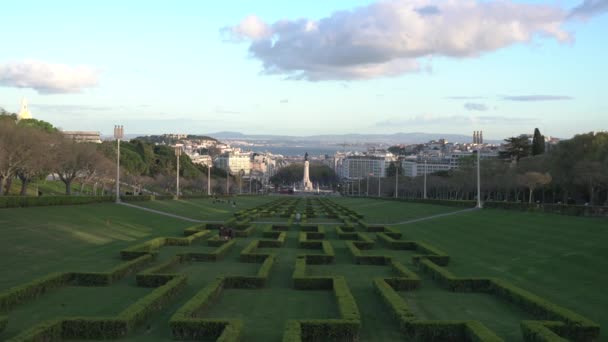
120 201 478 226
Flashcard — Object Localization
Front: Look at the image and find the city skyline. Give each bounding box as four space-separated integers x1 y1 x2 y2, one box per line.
1 0 607 140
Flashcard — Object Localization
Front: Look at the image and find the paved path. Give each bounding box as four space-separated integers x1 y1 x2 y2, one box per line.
119 202 209 223
120 202 478 226
388 207 479 225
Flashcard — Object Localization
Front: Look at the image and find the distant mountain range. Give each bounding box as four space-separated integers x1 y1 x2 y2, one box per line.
206 131 499 144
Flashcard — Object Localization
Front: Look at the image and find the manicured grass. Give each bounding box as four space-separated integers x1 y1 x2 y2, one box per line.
134 196 274 221
0 197 604 341
396 208 608 341
0 281 152 339
0 203 192 289
401 280 533 340
332 197 463 223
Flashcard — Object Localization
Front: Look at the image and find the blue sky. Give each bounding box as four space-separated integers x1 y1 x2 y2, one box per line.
0 0 606 139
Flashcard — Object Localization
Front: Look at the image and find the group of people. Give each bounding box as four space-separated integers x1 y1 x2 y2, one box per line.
219 225 235 240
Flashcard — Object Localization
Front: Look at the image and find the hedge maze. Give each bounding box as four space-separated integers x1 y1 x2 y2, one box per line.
0 197 600 341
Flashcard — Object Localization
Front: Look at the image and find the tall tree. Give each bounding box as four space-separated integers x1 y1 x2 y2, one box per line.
518 172 552 203
532 128 545 156
502 135 531 162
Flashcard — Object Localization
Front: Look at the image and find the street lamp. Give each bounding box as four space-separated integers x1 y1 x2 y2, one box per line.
175 146 182 200
423 158 427 199
239 169 245 194
113 125 124 203
226 168 230 195
378 174 381 197
394 161 399 199
207 164 212 196
366 173 371 197
476 147 482 208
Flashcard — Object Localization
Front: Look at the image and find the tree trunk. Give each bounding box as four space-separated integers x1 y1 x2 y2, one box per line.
65 179 72 195
4 177 13 195
20 178 29 196
0 177 4 196
529 187 533 204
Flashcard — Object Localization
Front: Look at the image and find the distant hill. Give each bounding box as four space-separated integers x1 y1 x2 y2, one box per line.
207 131 496 144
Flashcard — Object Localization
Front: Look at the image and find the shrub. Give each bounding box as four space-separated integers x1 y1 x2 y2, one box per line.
0 195 113 209
72 254 153 286
0 272 72 312
520 321 569 342
187 239 236 261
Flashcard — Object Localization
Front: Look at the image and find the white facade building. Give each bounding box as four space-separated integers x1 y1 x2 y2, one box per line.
214 152 252 175
340 156 388 179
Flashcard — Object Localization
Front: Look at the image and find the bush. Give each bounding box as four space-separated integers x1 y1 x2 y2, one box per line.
73 254 153 286
225 256 275 289
0 195 113 209
170 279 246 340
187 239 236 261
9 275 187 341
520 321 569 342
0 272 72 311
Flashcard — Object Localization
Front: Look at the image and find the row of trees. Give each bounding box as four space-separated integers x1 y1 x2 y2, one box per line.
0 112 240 196
270 163 338 188
0 113 113 195
376 130 607 205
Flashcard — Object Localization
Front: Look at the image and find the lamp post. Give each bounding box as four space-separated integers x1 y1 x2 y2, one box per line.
394 161 399 199
239 169 245 194
207 165 212 196
378 174 381 197
366 173 370 196
476 147 482 208
175 146 182 200
423 158 427 199
226 168 230 195
113 125 124 203
358 178 361 196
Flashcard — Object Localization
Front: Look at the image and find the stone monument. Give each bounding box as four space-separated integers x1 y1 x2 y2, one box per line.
302 152 314 191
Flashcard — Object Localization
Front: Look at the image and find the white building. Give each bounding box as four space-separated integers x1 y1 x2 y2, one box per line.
62 131 102 144
214 152 252 175
191 154 213 167
402 150 499 177
340 155 388 179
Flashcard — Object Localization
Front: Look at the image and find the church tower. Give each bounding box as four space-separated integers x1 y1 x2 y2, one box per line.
17 97 33 121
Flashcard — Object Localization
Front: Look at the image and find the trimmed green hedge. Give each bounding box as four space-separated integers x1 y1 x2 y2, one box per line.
0 195 113 209
240 240 273 263
170 278 244 340
345 241 389 265
224 256 275 289
414 259 600 340
521 321 569 342
284 276 360 341
136 255 183 287
186 239 236 261
299 241 335 265
0 272 72 312
72 254 153 286
373 278 503 341
259 232 287 248
9 275 186 341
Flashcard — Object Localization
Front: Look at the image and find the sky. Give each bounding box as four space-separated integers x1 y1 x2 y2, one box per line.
0 0 607 140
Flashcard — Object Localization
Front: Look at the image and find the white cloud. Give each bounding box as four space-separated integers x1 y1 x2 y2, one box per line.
224 0 571 80
222 15 272 41
0 60 98 94
464 102 488 111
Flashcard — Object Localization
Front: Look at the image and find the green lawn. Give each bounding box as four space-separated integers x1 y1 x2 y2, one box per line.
395 209 608 341
0 197 604 341
133 196 274 221
0 203 192 289
331 197 463 223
